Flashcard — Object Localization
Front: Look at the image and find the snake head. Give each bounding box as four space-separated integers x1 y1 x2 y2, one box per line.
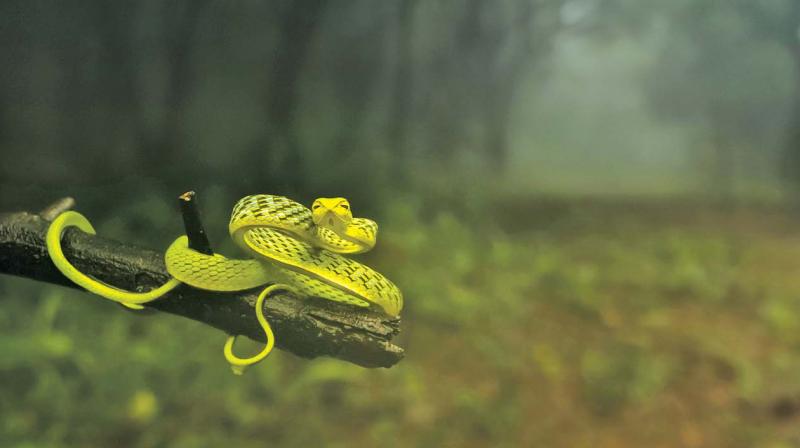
311 197 353 233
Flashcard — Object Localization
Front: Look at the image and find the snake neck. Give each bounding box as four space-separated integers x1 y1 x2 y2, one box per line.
228 194 377 255
312 218 377 254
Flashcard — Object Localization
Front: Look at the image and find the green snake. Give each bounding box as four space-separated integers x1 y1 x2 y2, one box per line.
46 194 403 374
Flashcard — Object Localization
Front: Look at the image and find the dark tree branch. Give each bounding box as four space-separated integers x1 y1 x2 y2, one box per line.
0 198 404 368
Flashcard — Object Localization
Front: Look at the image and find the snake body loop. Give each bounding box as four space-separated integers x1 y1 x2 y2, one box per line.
45 194 403 374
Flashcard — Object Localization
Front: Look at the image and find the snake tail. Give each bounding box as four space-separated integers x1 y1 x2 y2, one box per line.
46 211 182 308
223 283 292 375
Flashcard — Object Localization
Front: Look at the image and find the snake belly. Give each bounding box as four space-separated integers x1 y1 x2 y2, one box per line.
164 195 403 317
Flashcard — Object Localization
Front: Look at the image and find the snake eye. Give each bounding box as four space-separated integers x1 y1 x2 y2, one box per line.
312 204 321 210
339 204 349 210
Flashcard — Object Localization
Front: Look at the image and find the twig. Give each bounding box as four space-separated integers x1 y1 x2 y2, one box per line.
178 191 214 255
0 199 404 368
39 197 76 221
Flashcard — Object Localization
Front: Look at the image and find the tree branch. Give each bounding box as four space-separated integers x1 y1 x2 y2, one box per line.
0 198 404 368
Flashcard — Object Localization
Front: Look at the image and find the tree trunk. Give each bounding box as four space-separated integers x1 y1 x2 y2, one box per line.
388 0 417 185
93 1 147 178
782 47 800 199
153 0 210 176
710 112 736 203
331 18 388 164
481 0 536 173
484 86 515 172
257 0 329 194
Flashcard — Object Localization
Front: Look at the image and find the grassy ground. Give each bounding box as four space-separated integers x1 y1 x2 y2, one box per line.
2 197 800 447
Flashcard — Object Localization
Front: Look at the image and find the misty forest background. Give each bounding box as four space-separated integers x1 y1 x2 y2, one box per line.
2 0 800 447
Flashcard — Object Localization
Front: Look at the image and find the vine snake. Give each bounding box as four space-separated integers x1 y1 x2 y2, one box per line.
45 194 403 374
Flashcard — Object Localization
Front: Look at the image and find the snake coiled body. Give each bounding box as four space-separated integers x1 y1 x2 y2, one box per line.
167 194 402 316
46 194 402 374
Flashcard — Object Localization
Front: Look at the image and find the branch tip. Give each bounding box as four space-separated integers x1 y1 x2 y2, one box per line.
39 197 76 221
177 191 213 255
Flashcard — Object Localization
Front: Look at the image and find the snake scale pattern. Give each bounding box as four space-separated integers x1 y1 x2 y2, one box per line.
46 194 402 374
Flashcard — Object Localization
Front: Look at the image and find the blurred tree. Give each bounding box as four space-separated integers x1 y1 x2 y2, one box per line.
628 0 795 200
4 0 796 201
418 0 564 172
91 1 145 176
731 0 800 193
0 90 5 147
388 0 417 183
582 0 796 200
0 7 7 149
149 0 211 175
478 0 563 171
327 4 392 162
52 0 209 183
483 0 566 171
40 3 102 181
253 0 329 193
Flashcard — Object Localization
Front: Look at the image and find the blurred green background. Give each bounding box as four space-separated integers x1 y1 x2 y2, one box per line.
2 0 800 446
